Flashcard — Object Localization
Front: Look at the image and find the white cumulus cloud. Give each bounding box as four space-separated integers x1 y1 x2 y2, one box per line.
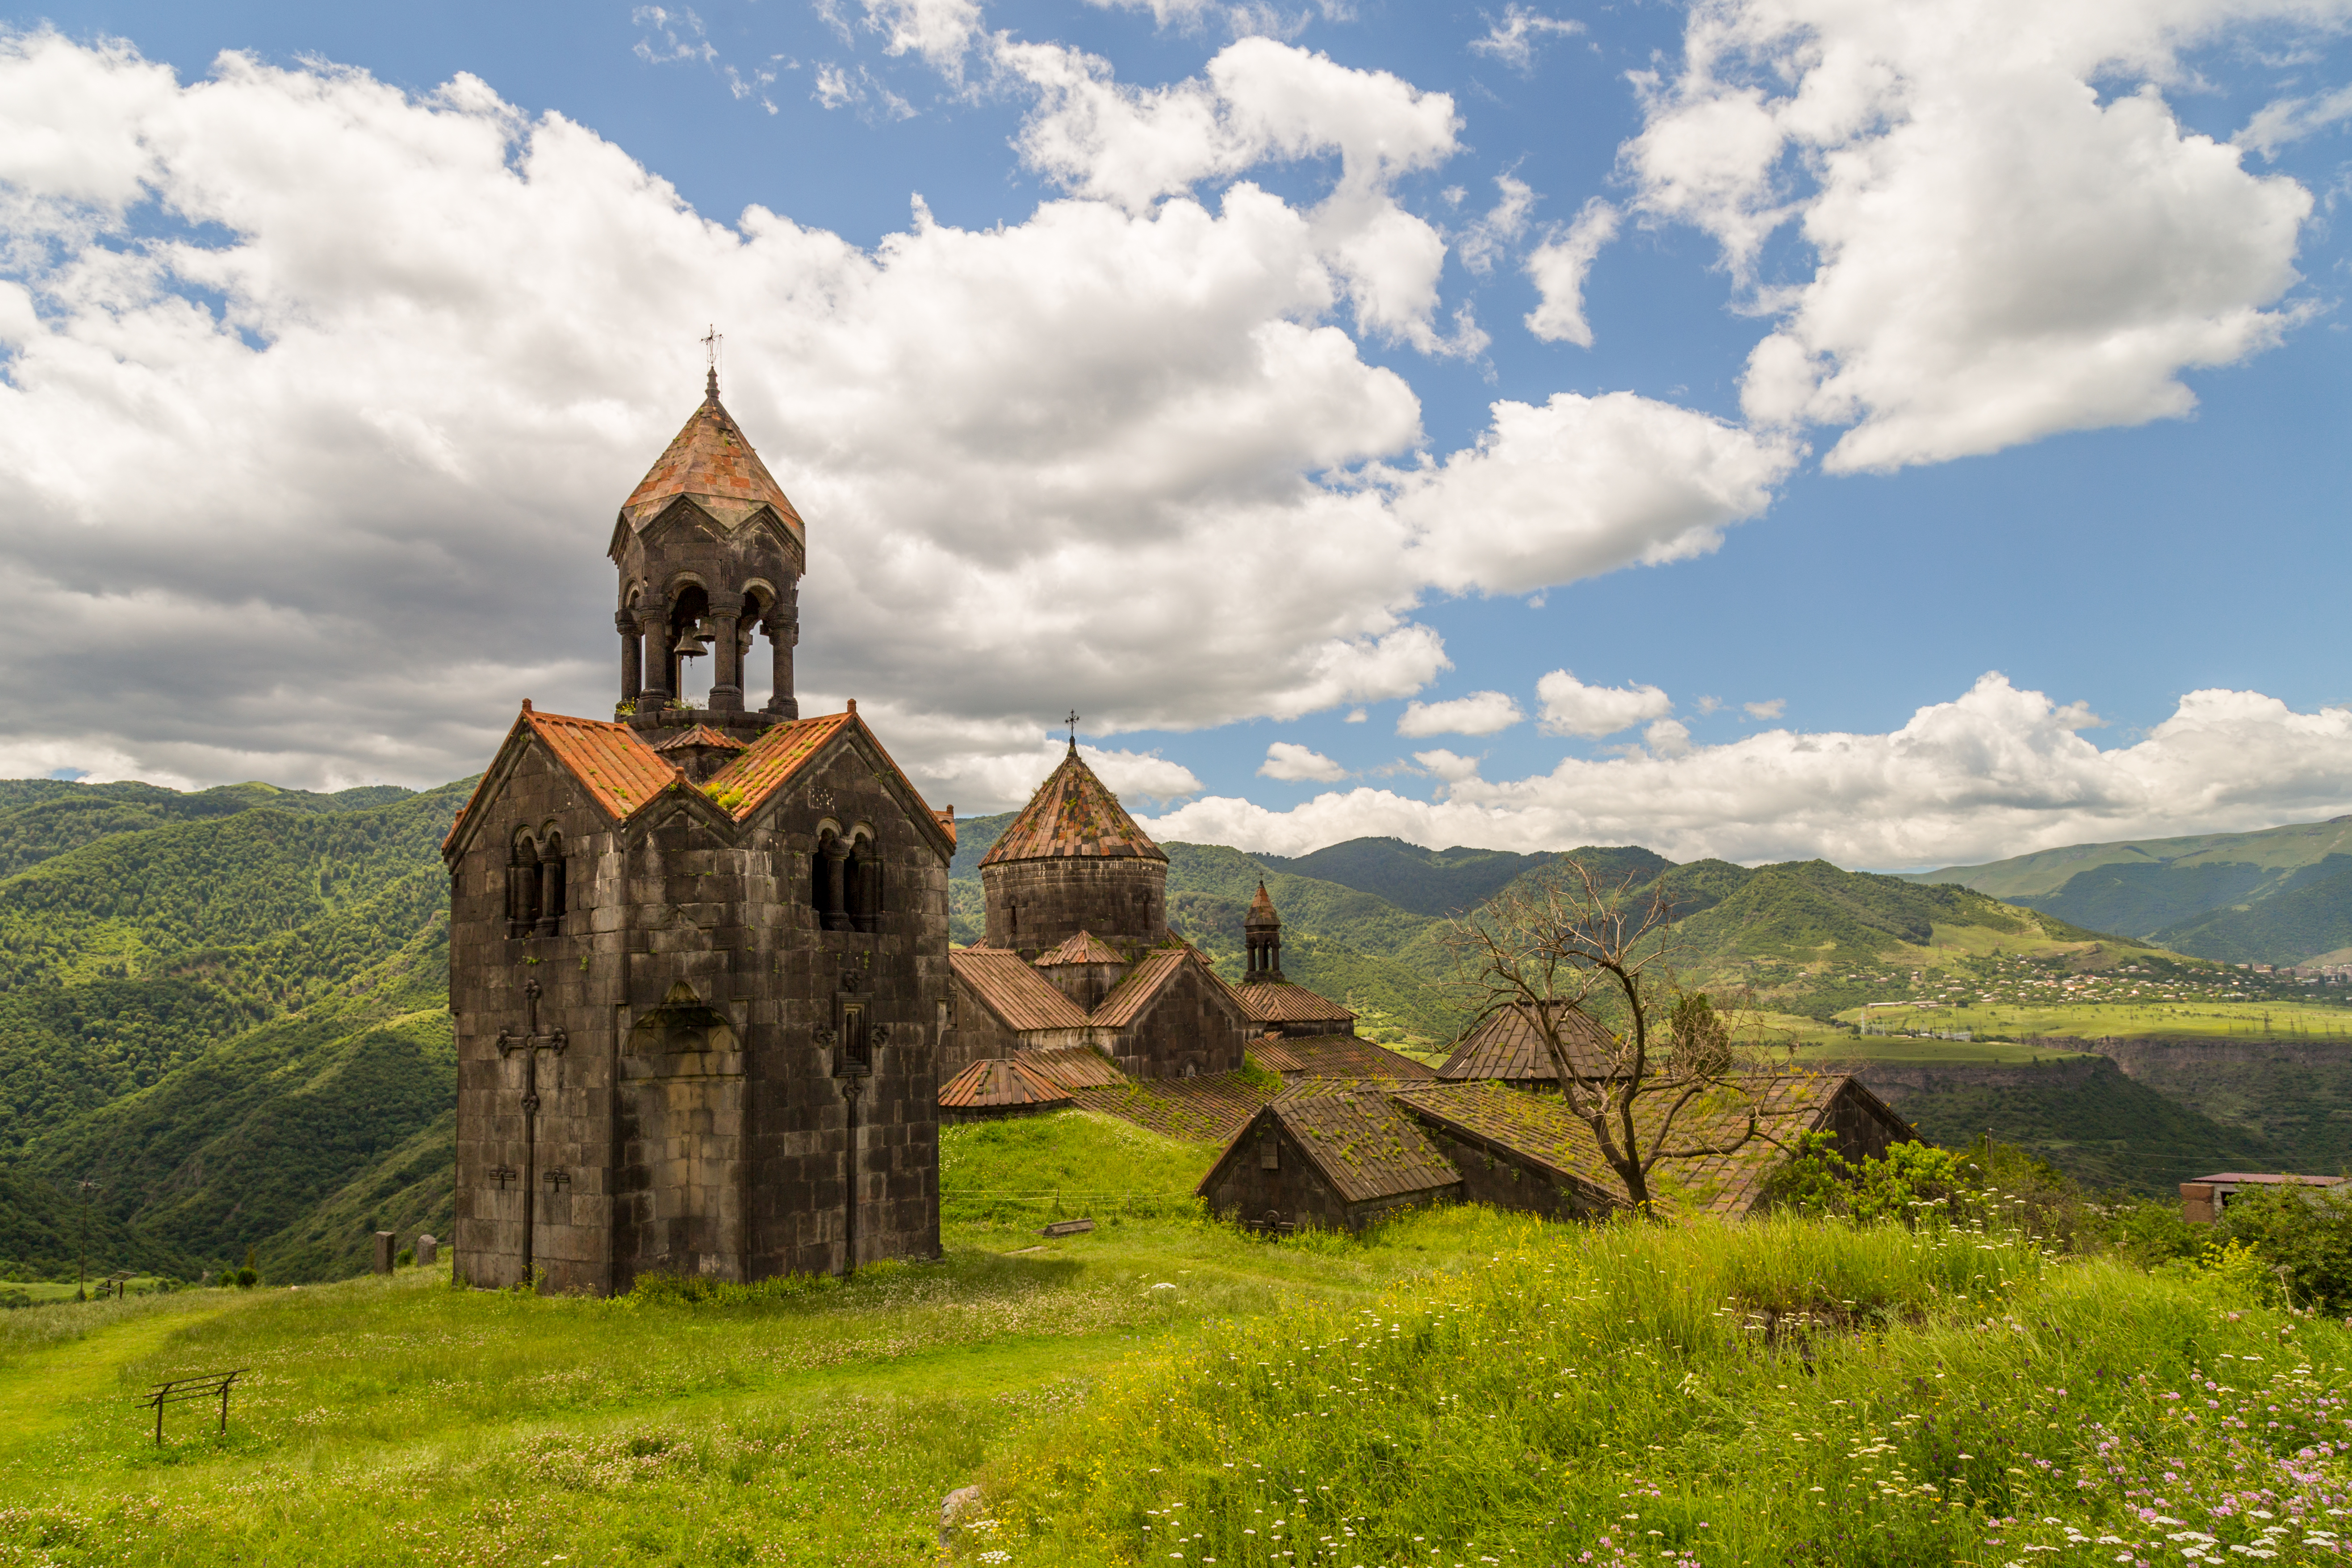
1523 197 1618 346
1141 677 2352 867
0 33 1800 807
1397 690 1524 737
1535 669 1674 737
1259 741 1349 782
1467 5 1583 72
1626 0 2327 472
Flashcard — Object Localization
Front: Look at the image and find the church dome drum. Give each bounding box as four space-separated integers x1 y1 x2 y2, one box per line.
978 744 1168 958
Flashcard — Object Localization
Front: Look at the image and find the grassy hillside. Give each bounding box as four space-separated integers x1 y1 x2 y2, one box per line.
13 923 455 1283
1908 814 2352 965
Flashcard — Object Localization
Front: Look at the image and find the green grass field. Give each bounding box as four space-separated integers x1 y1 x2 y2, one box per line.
7 1112 2351 1567
1832 998 2352 1042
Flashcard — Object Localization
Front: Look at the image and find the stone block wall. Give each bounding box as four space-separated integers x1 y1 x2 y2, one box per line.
1113 960 1249 1081
449 722 946 1297
980 856 1167 958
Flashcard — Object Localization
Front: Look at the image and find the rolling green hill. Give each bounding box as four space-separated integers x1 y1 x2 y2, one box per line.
1251 837 1558 916
1908 815 2352 965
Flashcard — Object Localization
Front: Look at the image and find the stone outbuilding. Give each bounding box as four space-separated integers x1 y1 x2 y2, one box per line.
442 372 953 1296
1198 1081 1464 1234
1199 1072 1915 1233
2180 1171 2349 1224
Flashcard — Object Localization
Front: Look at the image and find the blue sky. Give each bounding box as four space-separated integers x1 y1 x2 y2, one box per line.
2 0 2349 866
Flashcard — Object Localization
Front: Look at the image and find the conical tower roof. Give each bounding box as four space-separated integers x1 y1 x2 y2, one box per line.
980 745 1167 866
620 371 805 541
1245 879 1281 930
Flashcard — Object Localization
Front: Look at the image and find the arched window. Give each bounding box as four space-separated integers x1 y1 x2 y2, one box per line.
507 835 540 938
1009 899 1018 937
813 830 852 931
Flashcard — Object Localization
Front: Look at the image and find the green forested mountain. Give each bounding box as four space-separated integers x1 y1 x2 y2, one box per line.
0 778 412 878
0 781 464 1282
1904 816 2352 963
1251 838 1557 917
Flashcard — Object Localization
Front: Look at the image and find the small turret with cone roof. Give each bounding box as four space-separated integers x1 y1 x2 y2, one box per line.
1243 878 1284 983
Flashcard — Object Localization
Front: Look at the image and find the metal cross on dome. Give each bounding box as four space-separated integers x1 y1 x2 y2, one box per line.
1066 709 1080 751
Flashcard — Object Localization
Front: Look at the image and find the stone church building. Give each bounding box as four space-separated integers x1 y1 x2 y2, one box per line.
441 371 955 1295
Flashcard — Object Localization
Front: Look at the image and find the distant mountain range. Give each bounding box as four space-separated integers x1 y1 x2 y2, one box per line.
8 778 2351 1282
1904 817 2352 966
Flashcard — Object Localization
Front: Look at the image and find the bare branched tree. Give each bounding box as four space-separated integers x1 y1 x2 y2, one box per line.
1443 858 1767 1211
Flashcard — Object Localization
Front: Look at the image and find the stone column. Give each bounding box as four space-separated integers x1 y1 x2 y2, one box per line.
536 853 561 937
707 594 744 713
635 602 674 712
762 583 799 719
820 835 851 932
617 611 642 707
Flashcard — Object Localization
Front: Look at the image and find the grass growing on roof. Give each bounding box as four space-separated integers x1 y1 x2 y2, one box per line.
941 1108 1221 1228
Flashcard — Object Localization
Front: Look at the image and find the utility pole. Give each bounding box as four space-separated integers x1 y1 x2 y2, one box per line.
76 1178 100 1302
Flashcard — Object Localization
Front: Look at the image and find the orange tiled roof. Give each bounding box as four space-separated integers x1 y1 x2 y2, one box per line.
1034 931 1125 967
653 724 747 755
1233 980 1353 1027
978 746 1166 866
939 1057 1072 1111
701 711 853 819
1251 1034 1435 1080
950 948 1091 1032
1439 1003 1619 1082
526 709 682 820
621 385 805 540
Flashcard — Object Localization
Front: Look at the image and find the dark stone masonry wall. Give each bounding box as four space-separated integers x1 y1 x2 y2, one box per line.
981 856 1167 958
449 729 947 1296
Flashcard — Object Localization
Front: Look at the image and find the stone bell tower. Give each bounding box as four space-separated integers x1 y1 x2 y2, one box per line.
609 366 805 738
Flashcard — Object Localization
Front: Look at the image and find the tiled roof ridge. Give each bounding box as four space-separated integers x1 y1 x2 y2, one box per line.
977 746 1167 866
653 723 747 753
1034 930 1125 967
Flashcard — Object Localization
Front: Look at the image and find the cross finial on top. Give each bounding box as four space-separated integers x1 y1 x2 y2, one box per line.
701 324 722 398
1066 709 1080 752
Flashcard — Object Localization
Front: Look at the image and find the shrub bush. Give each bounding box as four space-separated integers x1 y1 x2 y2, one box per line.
2213 1181 2352 1312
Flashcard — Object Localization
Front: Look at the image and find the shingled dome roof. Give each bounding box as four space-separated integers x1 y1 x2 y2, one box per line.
620 376 806 541
979 746 1167 866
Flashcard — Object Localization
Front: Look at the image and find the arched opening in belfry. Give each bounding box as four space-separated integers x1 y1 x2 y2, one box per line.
667 583 712 707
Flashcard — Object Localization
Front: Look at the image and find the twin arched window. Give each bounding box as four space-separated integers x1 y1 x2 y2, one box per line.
812 828 882 934
508 830 567 937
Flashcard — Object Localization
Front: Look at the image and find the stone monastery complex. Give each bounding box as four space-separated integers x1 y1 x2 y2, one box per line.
442 372 1912 1295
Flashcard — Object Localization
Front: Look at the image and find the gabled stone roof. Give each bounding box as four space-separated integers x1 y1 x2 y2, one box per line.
1034 930 1125 967
978 746 1167 866
652 724 747 756
1231 980 1353 1026
1438 1003 1620 1082
938 1057 1071 1112
950 948 1092 1031
620 379 805 541
1251 1034 1435 1080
